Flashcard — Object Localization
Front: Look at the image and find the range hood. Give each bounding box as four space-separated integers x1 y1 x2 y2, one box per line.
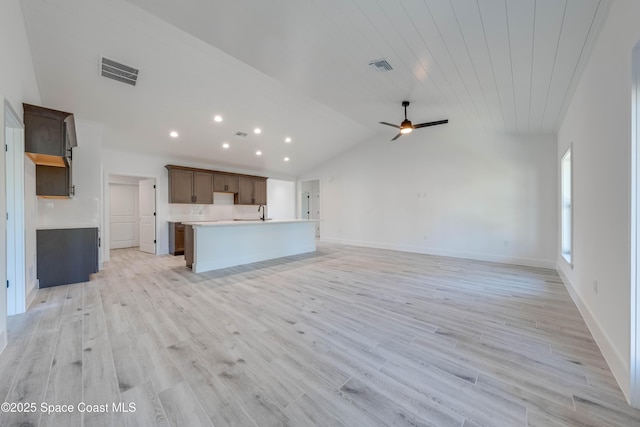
23 103 77 167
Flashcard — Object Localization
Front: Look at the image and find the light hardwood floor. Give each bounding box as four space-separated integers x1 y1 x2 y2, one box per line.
1 242 640 426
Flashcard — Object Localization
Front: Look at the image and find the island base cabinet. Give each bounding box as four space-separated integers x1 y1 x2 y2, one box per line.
184 224 194 268
37 228 99 287
169 222 185 255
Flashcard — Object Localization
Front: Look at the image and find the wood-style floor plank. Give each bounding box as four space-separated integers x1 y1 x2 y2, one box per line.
1 242 640 426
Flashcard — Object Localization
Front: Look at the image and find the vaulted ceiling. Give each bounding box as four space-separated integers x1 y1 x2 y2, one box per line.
21 0 610 176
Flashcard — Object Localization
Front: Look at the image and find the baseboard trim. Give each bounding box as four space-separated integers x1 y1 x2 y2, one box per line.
26 281 38 310
320 237 556 269
557 266 630 403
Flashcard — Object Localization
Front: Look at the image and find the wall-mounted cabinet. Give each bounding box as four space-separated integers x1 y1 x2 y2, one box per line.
166 164 268 205
24 103 77 198
36 165 72 197
213 173 239 193
166 166 214 204
236 176 267 205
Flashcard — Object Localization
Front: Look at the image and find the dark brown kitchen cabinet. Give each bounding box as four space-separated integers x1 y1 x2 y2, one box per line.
24 103 77 162
213 173 239 193
253 178 267 205
184 225 194 269
36 165 72 197
193 172 214 204
169 222 185 255
166 166 213 204
24 103 77 198
166 164 267 205
236 176 267 205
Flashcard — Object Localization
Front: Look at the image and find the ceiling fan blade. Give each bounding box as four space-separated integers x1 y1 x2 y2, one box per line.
391 133 402 141
413 119 449 129
379 121 400 129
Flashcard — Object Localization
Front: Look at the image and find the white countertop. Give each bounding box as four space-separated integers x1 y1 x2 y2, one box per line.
182 219 317 227
37 223 99 230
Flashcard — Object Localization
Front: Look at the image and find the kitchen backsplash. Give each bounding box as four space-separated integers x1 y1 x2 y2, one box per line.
168 193 266 221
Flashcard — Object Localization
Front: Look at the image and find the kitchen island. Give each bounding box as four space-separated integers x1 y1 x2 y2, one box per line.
181 219 317 273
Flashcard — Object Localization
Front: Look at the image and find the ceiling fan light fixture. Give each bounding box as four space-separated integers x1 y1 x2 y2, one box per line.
400 120 413 134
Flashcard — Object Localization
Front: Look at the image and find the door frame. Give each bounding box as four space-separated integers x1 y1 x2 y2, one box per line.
299 178 321 238
4 100 26 316
138 177 156 254
630 41 640 408
103 172 156 262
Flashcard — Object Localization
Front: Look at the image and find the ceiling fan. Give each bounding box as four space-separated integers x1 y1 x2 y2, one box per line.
380 101 448 141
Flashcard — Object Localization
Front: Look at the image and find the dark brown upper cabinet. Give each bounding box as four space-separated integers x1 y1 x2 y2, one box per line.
166 164 267 205
24 104 77 198
236 176 267 205
24 103 77 167
213 173 239 193
166 165 214 204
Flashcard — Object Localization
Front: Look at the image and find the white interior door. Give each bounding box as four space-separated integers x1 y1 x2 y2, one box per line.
109 184 139 249
139 178 156 254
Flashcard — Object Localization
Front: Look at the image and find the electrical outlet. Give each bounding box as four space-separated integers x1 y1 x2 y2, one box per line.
594 280 598 294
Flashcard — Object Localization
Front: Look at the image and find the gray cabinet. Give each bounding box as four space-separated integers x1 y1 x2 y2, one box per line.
36 165 72 197
24 103 77 198
37 228 99 288
24 103 76 159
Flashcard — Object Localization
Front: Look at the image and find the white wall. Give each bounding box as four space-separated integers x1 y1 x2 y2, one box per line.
556 0 640 402
300 126 557 268
0 0 42 353
0 1 41 116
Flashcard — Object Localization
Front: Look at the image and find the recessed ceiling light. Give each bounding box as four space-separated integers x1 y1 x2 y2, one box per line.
254 128 262 134
169 131 179 138
256 150 262 156
214 115 223 122
285 137 292 143
284 157 290 162
222 143 229 149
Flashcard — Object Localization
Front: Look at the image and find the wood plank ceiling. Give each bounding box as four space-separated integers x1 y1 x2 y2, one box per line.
21 0 611 175
126 0 610 134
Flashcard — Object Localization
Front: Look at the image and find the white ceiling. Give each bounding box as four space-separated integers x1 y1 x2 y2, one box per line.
21 0 610 177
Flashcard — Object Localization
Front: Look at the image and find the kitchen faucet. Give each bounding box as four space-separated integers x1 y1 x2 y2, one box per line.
258 204 265 221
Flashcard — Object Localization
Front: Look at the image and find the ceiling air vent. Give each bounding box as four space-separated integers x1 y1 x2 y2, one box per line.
100 57 139 86
368 59 393 72
235 131 248 137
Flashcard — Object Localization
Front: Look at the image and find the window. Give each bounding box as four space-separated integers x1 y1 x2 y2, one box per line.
561 147 572 263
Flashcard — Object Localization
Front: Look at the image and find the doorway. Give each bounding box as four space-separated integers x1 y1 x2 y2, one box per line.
4 101 26 316
107 174 156 255
301 179 320 238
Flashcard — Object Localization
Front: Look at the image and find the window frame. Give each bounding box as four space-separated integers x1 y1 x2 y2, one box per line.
561 146 573 265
